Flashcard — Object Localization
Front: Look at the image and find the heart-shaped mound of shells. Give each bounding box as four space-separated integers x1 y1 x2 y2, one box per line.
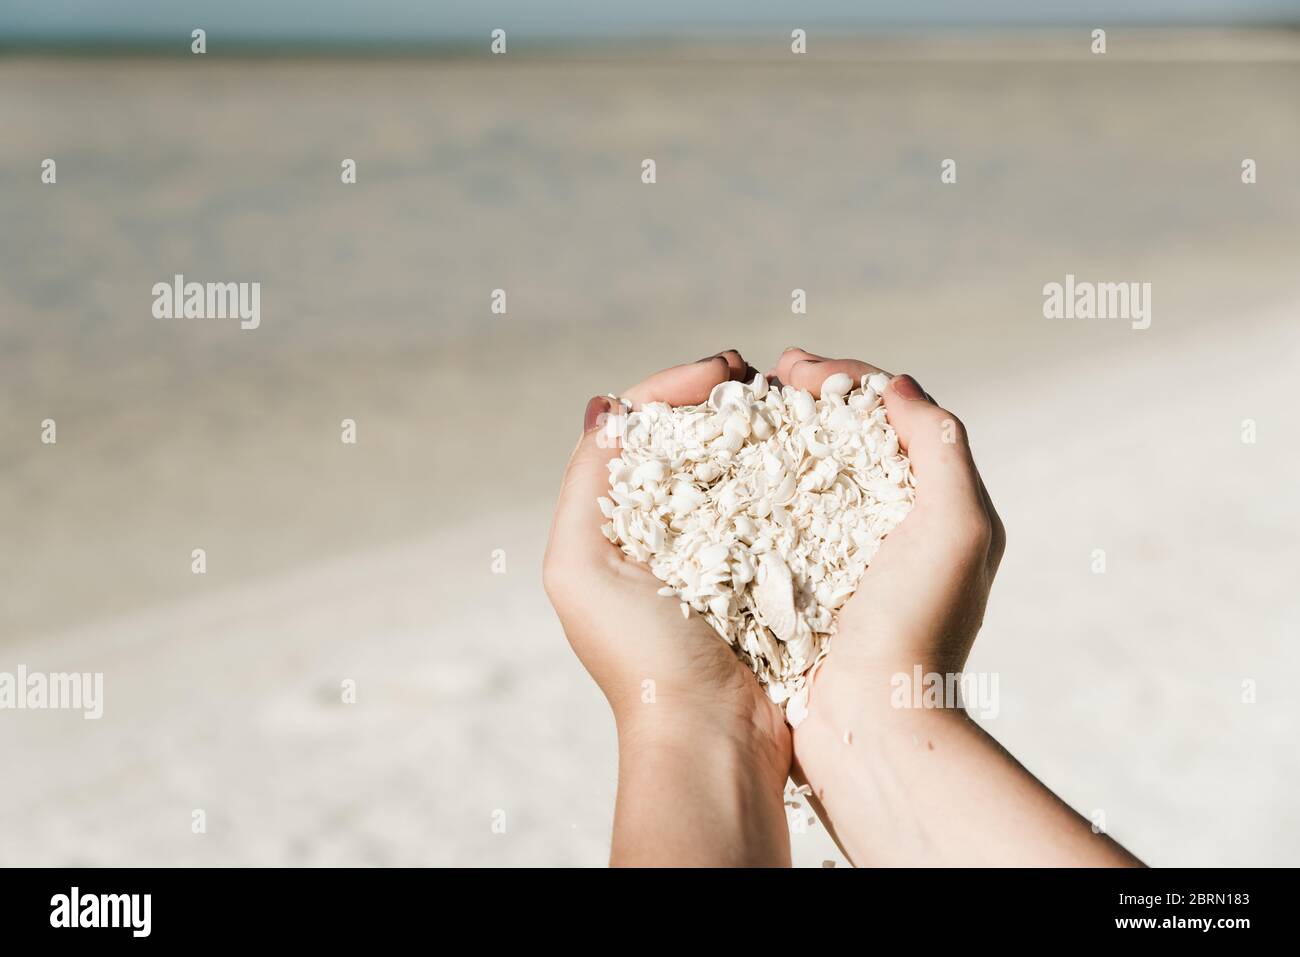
598 371 915 725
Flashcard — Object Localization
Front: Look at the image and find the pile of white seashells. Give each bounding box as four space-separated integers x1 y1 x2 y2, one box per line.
598 370 915 725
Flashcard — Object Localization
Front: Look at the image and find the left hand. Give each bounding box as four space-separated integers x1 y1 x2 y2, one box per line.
543 351 792 791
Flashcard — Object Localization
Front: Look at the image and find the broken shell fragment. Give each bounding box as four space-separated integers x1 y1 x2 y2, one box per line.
820 372 853 401
789 390 816 423
708 380 748 413
753 554 796 642
600 368 914 720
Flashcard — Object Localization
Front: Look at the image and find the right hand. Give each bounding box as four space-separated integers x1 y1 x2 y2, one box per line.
765 348 1006 739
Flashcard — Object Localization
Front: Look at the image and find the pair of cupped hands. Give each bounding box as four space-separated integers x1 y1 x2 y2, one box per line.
544 348 1018 865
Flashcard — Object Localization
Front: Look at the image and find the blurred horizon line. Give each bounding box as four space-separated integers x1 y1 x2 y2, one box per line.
4 25 1300 61
4 0 1300 43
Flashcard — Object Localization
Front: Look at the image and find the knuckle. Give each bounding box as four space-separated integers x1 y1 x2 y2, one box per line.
790 358 821 381
952 509 994 555
985 524 1007 576
941 412 970 445
988 512 1007 561
926 409 971 451
541 549 568 603
541 554 558 597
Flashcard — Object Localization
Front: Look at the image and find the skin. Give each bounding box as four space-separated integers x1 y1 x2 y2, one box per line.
544 352 792 866
544 347 1143 867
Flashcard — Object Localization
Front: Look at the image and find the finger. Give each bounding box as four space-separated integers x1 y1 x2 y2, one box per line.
550 357 738 569
769 346 826 382
882 373 989 541
622 355 737 408
706 349 750 383
786 358 890 397
545 396 626 570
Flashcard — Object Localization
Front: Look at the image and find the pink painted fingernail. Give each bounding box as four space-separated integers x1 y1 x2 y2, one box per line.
583 395 610 433
892 374 926 400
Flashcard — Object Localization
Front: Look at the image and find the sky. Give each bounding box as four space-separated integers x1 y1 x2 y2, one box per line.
2 0 1298 44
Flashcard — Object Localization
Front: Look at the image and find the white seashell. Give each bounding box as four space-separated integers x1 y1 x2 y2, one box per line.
753 553 796 642
669 485 705 518
631 460 667 487
694 461 722 483
713 430 744 454
723 412 750 441
789 390 816 423
866 372 891 395
731 551 756 585
773 473 797 503
786 687 809 728
802 424 831 459
695 416 723 442
604 366 914 720
695 542 730 569
767 682 793 704
708 380 748 413
786 626 814 666
828 405 858 433
820 372 853 402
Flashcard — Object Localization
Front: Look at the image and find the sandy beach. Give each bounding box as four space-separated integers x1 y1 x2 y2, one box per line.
2 34 1298 866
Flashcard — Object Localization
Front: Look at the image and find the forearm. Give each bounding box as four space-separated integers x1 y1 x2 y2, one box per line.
611 714 791 867
796 694 1144 867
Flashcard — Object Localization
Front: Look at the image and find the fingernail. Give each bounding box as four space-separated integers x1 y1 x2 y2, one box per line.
583 395 611 433
892 374 927 400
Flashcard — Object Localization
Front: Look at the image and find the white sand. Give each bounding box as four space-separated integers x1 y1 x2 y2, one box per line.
3 305 1297 867
2 38 1298 865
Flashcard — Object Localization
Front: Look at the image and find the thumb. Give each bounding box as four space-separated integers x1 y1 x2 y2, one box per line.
882 374 989 538
546 356 739 574
840 373 1001 669
546 396 623 573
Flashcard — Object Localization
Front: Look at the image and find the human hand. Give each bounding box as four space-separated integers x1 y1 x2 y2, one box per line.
769 349 1138 866
765 348 1005 733
543 351 792 865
